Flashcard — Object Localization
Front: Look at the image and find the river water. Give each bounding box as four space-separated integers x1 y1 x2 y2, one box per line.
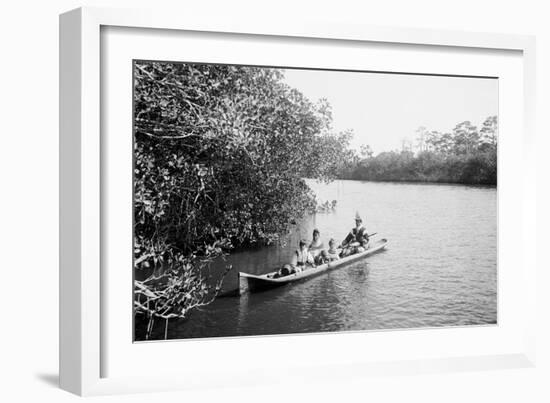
160 179 497 340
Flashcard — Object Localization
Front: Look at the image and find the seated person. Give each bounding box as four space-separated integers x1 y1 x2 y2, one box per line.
292 239 315 269
272 239 316 278
339 212 370 257
327 238 340 261
315 250 330 265
273 263 299 278
308 229 324 258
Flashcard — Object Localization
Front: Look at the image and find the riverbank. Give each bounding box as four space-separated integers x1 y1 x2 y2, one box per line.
333 177 497 187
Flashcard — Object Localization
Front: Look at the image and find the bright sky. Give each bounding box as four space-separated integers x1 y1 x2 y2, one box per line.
283 69 498 154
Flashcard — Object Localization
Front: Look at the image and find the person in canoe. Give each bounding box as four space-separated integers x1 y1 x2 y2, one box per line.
308 229 324 258
315 250 331 265
338 212 370 257
327 238 340 261
273 263 295 278
291 239 316 269
272 240 315 278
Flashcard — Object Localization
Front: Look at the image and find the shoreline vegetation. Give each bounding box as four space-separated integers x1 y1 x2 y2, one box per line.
133 62 352 339
133 61 497 340
338 119 497 186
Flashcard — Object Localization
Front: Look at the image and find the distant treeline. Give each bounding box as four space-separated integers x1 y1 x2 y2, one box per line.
339 117 498 185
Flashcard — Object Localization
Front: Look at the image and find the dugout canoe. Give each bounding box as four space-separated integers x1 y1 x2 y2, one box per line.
238 238 388 294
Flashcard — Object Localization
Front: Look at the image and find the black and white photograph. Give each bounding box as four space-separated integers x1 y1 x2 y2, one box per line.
133 60 498 341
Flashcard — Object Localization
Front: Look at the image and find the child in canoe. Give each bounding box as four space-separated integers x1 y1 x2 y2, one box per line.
315 239 341 265
327 238 340 261
272 239 316 278
315 250 330 265
293 239 316 269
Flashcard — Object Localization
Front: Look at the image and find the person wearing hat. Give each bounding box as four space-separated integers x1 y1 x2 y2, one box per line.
339 212 370 257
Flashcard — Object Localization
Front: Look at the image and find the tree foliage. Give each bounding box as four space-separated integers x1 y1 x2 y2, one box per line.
133 62 353 338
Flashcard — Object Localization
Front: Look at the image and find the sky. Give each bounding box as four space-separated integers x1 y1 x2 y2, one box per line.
282 68 498 154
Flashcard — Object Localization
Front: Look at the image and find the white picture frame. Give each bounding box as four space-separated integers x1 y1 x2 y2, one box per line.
59 6 537 396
